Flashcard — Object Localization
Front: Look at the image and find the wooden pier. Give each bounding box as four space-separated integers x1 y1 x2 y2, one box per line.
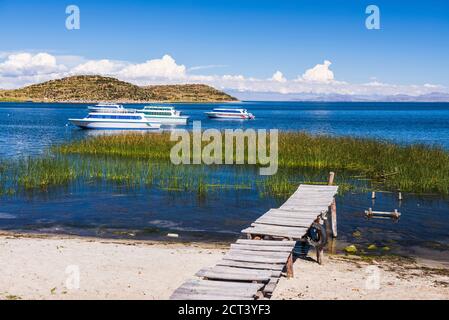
170 174 339 300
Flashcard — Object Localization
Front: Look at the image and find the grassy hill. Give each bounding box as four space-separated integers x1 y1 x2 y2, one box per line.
0 75 237 103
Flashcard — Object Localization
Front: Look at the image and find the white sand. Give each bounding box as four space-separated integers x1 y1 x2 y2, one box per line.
273 255 449 300
1 233 448 300
0 233 225 300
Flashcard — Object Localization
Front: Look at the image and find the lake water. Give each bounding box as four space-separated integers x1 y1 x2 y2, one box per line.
0 101 449 262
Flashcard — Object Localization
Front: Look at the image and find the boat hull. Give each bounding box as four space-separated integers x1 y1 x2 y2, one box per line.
69 119 161 130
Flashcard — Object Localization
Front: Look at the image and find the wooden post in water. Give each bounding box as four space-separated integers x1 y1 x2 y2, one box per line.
328 172 338 238
327 171 335 186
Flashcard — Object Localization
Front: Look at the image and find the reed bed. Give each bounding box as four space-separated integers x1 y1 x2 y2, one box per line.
54 131 449 194
1 131 448 197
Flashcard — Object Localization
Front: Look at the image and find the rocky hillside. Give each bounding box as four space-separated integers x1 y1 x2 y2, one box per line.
0 75 237 103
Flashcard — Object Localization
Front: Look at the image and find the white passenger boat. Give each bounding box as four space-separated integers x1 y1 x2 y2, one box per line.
140 106 189 125
205 108 255 120
88 103 127 113
69 112 161 130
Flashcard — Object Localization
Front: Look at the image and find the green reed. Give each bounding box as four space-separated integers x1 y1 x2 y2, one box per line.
54 131 449 194
1 131 449 197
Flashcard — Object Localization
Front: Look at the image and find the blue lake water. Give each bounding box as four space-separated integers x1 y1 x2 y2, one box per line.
1 101 449 158
0 101 449 261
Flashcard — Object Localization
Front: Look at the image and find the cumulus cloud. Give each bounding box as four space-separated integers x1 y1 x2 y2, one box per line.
301 60 334 83
0 52 66 77
71 59 127 75
0 52 447 97
119 54 186 80
271 71 287 83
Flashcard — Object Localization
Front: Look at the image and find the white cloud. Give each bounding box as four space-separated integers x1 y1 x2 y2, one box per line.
271 71 287 83
301 60 334 83
119 54 186 80
189 64 228 71
0 52 66 77
71 59 127 75
0 52 448 97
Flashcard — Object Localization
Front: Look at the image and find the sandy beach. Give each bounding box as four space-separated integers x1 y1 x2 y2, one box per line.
0 232 448 300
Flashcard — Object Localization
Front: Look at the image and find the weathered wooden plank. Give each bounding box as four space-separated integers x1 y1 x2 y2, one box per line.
196 270 271 282
236 239 296 246
279 205 328 212
223 254 288 264
242 226 307 239
228 249 290 258
216 259 285 271
255 216 312 228
283 200 334 206
262 212 319 221
230 243 294 252
298 184 338 189
263 278 279 294
179 283 260 295
182 279 264 291
171 291 255 300
250 223 309 234
199 266 282 278
268 208 326 214
263 209 323 217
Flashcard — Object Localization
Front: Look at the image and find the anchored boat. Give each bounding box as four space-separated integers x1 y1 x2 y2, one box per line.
139 106 189 125
205 108 255 120
87 103 127 113
69 111 161 130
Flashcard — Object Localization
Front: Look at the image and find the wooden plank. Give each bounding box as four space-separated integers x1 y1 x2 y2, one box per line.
298 184 338 189
216 259 285 271
242 226 307 239
262 209 323 217
196 270 271 282
250 223 309 234
279 205 328 212
228 249 290 259
223 254 288 264
255 216 312 228
267 208 326 214
263 278 279 294
179 283 259 296
171 291 255 300
236 239 296 246
262 212 319 221
199 266 282 278
230 243 294 252
182 279 264 291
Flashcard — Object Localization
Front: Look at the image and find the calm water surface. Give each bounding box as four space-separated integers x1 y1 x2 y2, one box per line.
0 102 448 261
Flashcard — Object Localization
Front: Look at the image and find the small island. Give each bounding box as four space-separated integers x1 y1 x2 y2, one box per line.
0 75 238 103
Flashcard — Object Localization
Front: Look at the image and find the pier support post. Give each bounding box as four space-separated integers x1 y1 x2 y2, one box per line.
327 171 335 186
328 172 337 238
286 253 294 278
316 247 324 265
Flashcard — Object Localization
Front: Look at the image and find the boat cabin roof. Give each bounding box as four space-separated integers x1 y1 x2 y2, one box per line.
212 108 246 113
143 106 175 110
92 103 123 108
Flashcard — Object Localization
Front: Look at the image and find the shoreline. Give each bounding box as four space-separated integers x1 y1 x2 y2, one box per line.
0 99 240 104
1 231 448 300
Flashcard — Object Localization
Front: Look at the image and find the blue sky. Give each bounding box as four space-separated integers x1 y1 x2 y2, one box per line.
1 0 449 96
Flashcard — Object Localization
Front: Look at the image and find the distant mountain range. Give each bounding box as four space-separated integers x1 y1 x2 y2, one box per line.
229 90 449 102
0 75 238 103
